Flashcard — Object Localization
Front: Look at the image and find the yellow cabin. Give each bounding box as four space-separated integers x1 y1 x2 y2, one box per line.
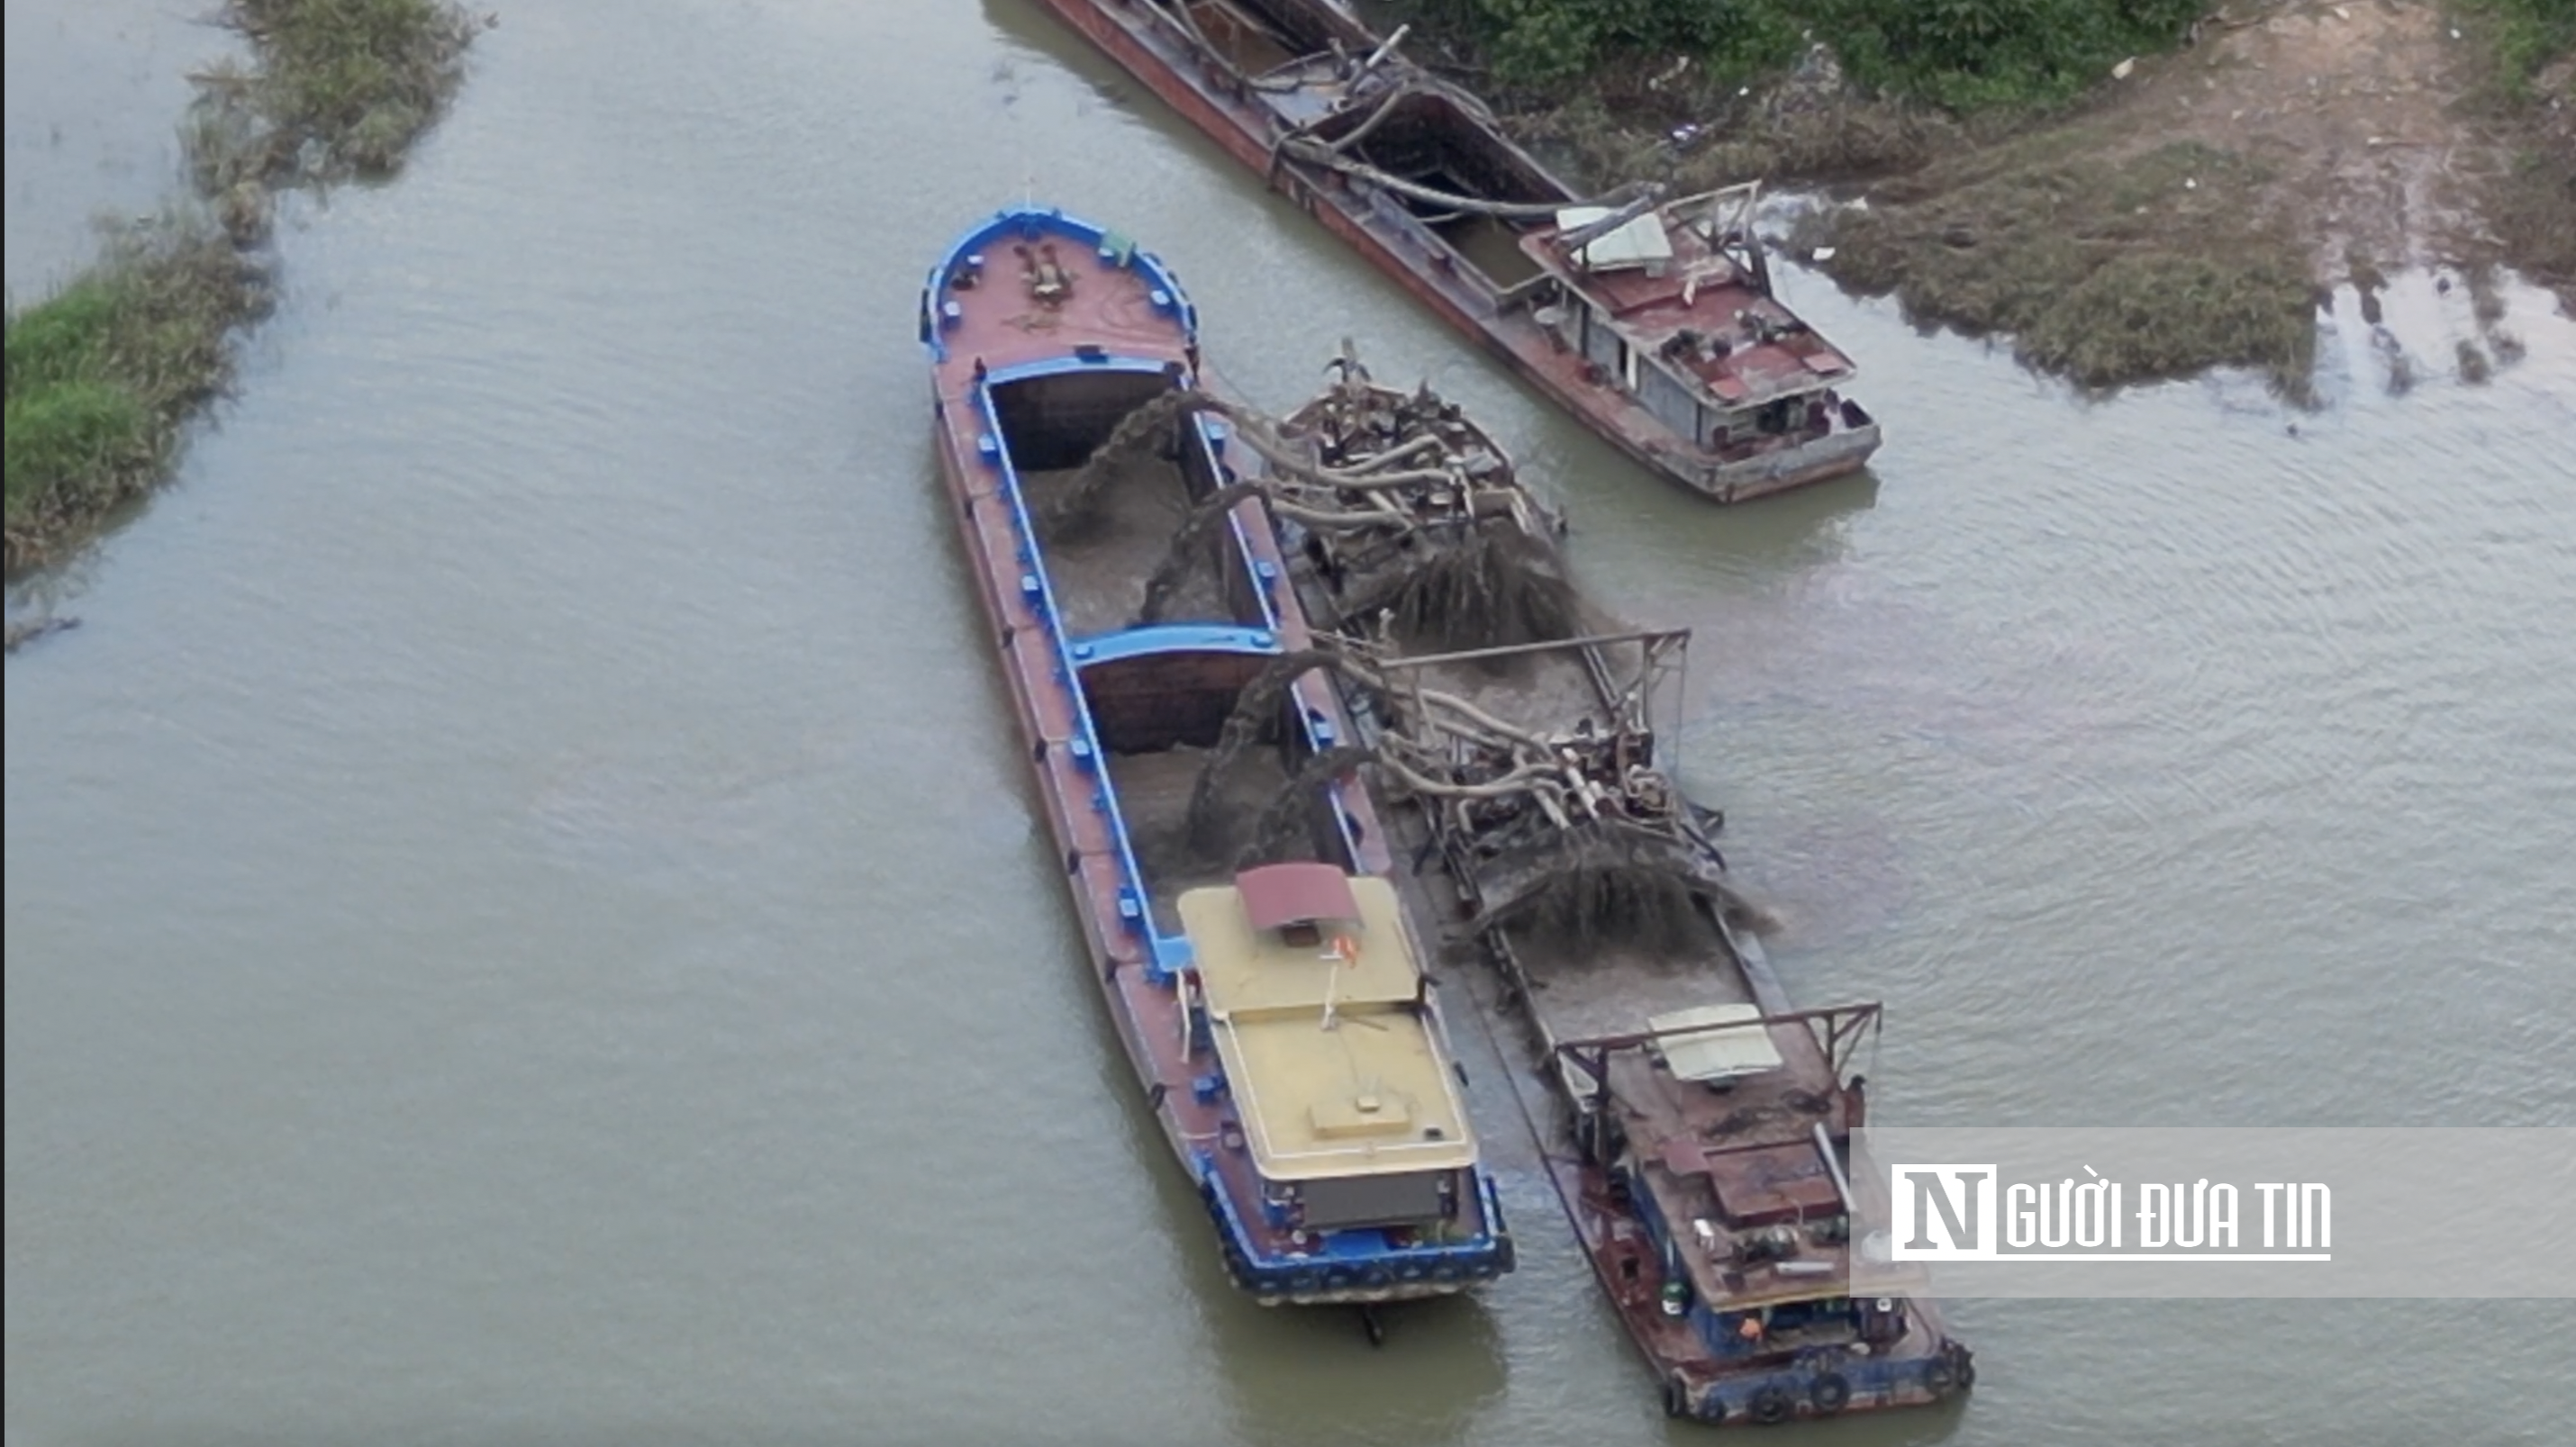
1178 863 1480 1231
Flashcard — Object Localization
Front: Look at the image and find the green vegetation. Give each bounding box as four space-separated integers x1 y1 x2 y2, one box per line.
6 0 481 574
2457 0 2576 95
189 0 485 187
5 222 270 568
1810 142 2317 395
2454 1 2574 301
1404 0 2203 110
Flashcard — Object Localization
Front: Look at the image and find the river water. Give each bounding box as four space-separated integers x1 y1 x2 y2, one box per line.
7 3 2572 1444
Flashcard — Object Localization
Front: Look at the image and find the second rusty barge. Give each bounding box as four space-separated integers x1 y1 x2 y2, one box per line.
1255 360 1972 1422
1028 0 1882 502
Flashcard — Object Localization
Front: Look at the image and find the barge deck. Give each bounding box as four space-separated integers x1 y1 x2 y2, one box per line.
919 204 1515 1306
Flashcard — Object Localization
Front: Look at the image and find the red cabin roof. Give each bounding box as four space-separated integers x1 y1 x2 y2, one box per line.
1235 862 1362 932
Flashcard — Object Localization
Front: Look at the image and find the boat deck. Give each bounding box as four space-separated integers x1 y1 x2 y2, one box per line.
1182 874 1475 1185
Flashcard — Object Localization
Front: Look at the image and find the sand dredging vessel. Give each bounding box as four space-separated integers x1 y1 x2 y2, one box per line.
1239 359 1975 1423
919 203 1514 1307
1029 0 1882 502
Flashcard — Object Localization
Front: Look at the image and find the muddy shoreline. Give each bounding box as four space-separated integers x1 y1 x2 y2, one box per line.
1403 0 2571 396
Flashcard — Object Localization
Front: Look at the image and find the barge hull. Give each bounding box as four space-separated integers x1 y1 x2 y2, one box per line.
1027 0 1880 502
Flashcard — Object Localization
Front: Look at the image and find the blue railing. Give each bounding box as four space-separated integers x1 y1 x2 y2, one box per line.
1194 1150 1514 1280
933 206 1367 971
1190 418 1374 871
969 357 1183 975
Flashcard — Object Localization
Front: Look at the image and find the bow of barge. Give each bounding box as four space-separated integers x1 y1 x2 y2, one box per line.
1027 0 1882 502
920 204 1514 1306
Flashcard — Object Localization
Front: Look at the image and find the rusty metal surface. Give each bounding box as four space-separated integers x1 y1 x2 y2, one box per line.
1024 0 1880 504
1260 360 1969 1409
1235 860 1364 929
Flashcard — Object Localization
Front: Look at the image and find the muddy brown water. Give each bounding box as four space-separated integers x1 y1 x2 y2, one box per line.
7 3 2573 1444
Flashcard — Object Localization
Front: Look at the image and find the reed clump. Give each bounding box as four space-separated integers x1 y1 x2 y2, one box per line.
188 0 485 188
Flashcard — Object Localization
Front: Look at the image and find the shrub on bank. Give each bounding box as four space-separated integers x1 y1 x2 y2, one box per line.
1407 0 2207 109
2457 0 2576 95
199 0 485 183
1812 141 2316 396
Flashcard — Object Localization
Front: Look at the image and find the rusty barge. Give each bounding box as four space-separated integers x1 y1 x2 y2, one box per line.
1028 0 1882 502
919 205 1515 1306
1249 363 1971 1422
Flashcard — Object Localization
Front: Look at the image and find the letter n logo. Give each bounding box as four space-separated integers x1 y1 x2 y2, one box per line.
1890 1164 1998 1261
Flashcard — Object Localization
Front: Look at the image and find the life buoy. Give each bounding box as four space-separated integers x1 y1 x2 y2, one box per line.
1749 1386 1793 1425
1811 1371 1852 1415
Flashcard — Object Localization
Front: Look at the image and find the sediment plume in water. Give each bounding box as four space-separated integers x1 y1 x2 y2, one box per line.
1341 519 1583 651
1040 390 1201 539
1188 649 1374 852
1473 831 1778 950
1235 746 1379 870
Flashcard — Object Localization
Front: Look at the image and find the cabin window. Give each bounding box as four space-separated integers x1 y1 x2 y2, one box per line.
1299 1171 1448 1230
1279 921 1322 948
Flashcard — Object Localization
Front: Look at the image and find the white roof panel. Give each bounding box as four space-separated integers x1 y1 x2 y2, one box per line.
1556 206 1675 272
1646 1003 1785 1082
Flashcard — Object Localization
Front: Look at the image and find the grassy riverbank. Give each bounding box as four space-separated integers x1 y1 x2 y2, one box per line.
5 222 272 570
5 0 482 574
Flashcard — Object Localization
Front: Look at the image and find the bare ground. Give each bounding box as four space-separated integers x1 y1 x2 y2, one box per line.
2093 1 2556 286
1501 1 2572 392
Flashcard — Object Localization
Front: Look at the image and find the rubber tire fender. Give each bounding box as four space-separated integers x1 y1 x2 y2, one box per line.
1661 1375 1692 1420
1811 1370 1852 1415
1923 1356 1957 1397
1749 1386 1794 1425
